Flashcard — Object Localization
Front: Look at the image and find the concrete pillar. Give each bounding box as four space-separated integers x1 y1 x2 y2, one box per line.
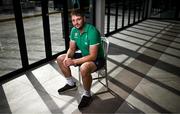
95 0 105 36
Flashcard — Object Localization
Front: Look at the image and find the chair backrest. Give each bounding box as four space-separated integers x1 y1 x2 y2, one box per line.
101 37 109 59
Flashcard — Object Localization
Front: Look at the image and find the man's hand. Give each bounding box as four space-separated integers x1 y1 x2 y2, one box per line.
63 58 75 67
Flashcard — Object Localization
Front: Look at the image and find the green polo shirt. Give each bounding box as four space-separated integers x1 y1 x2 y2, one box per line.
70 23 104 59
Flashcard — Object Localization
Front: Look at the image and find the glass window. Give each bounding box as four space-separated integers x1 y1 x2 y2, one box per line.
21 0 46 64
0 1 22 77
48 1 65 55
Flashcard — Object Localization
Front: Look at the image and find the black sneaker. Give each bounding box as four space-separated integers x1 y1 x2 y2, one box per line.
58 84 77 93
78 95 92 110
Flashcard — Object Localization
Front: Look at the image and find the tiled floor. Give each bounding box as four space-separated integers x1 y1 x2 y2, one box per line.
0 19 180 113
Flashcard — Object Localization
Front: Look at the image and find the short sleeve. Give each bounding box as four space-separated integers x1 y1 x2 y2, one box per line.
88 27 101 45
69 27 76 41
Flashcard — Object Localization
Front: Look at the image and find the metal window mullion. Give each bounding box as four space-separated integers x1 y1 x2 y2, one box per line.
133 1 137 23
62 0 70 50
41 0 52 58
115 0 119 30
13 0 29 67
142 0 146 19
138 1 142 21
106 0 110 34
175 0 180 19
145 0 149 19
122 0 125 27
128 0 131 25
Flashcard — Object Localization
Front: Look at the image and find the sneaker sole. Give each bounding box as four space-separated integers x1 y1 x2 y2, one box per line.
58 86 78 94
78 97 93 110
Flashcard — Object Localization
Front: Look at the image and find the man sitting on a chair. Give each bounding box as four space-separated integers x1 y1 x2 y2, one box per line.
56 9 105 109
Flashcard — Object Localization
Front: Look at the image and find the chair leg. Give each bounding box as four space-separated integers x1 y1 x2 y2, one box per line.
105 68 109 91
97 71 100 82
97 69 109 91
78 67 81 85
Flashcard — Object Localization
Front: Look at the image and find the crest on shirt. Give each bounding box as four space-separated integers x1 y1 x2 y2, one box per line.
75 33 78 37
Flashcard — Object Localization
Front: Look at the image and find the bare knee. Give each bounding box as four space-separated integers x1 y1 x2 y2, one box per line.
80 62 96 77
56 54 66 64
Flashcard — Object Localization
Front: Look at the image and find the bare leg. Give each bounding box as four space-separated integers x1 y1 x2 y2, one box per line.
80 62 97 92
56 54 72 78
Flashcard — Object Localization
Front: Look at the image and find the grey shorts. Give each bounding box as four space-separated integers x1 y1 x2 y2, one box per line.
74 53 105 71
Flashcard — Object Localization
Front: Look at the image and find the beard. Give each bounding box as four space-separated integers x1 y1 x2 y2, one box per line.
75 23 84 31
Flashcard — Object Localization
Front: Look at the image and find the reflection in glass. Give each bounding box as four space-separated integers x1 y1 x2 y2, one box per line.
48 1 65 55
21 0 46 64
0 1 22 76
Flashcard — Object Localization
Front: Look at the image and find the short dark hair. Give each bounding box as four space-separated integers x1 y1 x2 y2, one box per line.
70 9 85 17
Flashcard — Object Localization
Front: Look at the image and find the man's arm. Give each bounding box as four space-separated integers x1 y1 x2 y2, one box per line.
63 40 76 67
66 40 76 59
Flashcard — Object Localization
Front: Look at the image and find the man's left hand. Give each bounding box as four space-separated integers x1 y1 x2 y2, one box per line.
65 58 75 67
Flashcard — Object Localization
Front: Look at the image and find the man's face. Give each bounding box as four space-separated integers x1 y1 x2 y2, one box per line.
71 15 84 29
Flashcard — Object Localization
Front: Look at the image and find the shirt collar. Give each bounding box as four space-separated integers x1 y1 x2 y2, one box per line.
75 23 88 34
83 23 88 33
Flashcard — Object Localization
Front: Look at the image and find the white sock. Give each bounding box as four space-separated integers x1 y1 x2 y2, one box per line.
82 90 91 97
66 76 75 86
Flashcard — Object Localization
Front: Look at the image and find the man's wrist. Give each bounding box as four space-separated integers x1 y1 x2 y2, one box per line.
74 59 78 66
